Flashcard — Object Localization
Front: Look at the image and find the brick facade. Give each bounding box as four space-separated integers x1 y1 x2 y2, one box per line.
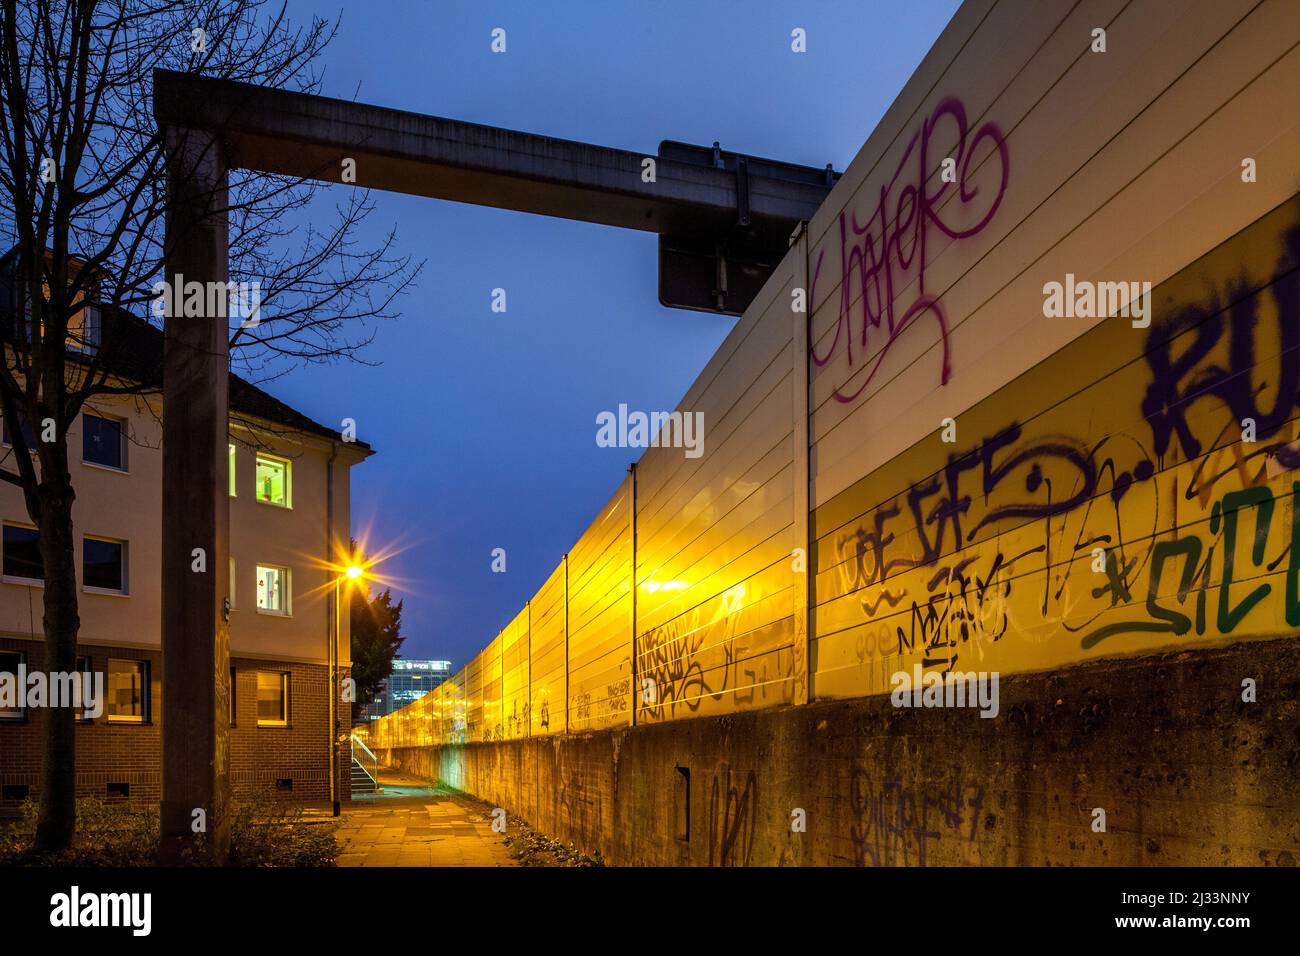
0 635 351 812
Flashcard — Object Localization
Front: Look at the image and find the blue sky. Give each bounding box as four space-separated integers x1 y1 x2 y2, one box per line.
270 0 961 665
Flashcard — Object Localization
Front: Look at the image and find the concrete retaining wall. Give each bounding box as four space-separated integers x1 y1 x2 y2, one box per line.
376 636 1300 867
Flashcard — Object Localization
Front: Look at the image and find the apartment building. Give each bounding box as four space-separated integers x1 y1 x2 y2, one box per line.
0 296 373 809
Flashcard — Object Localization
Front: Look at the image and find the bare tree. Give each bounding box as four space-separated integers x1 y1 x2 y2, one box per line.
0 0 420 853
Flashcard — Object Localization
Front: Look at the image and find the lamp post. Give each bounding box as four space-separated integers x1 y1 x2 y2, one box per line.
331 563 365 817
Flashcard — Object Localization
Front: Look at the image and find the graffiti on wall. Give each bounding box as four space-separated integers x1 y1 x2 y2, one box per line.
638 579 799 723
820 206 1300 692
810 97 1010 404
706 764 757 867
507 698 530 738
850 766 984 867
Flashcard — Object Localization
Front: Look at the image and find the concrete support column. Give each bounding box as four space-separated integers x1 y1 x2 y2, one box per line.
159 126 232 864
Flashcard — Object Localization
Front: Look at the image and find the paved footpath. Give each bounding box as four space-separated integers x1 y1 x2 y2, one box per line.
335 770 518 867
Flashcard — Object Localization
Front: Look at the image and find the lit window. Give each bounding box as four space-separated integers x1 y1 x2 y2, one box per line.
2 524 42 582
255 454 290 507
106 659 147 723
256 564 289 614
83 413 126 469
83 537 126 593
0 651 24 720
257 671 288 726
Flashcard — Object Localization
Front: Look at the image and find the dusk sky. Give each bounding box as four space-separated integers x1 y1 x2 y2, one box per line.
268 0 961 666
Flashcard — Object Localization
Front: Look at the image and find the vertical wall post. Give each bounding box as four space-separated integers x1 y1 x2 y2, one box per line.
628 464 638 726
159 126 232 863
526 599 531 738
563 553 570 734
791 221 812 707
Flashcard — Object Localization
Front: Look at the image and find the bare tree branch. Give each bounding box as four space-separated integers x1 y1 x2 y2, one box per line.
0 0 420 853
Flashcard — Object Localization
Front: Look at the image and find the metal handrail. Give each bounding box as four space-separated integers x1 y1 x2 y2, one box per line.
350 733 378 790
351 732 377 764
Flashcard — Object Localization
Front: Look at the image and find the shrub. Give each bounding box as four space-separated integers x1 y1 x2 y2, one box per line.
229 793 338 867
0 793 337 867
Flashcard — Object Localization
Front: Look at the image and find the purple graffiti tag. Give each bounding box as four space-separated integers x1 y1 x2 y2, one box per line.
810 97 1010 404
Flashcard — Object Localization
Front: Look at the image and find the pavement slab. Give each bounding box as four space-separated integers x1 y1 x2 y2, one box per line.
336 769 518 868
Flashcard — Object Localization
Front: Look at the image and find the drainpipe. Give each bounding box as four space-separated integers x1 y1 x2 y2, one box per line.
327 442 340 816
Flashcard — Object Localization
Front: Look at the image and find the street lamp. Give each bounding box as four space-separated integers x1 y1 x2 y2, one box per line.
330 562 367 816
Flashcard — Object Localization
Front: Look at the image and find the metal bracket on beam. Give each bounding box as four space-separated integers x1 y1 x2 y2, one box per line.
658 140 838 316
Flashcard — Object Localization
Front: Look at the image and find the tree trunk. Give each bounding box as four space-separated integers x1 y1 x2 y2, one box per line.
32 459 79 854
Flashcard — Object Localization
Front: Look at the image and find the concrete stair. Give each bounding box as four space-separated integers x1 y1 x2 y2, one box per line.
350 756 377 795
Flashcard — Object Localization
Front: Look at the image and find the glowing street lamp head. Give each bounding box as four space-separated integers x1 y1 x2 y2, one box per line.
315 527 407 597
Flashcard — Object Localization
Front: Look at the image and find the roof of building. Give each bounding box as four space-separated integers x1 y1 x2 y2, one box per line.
115 309 372 451
1 254 372 452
